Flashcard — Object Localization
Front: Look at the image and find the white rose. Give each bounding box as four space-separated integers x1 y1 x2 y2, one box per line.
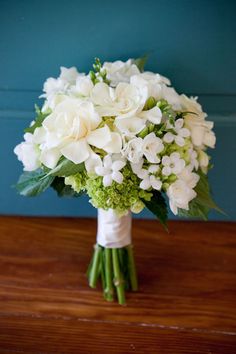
167 179 197 215
38 98 122 168
91 82 147 118
180 95 216 149
14 133 40 171
103 59 140 86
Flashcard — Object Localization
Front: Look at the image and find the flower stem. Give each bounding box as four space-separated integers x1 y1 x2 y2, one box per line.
88 244 102 288
104 248 114 302
112 248 126 305
126 245 138 291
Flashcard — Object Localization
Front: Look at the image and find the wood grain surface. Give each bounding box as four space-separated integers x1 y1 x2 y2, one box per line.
0 216 235 353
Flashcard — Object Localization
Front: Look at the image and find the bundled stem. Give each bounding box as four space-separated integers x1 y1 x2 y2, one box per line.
87 244 138 305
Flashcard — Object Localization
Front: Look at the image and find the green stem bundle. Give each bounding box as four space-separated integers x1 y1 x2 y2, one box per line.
87 244 138 305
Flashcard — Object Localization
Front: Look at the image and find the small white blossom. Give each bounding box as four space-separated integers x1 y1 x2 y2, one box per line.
142 132 164 163
164 119 190 147
95 155 126 187
131 161 162 191
162 152 185 176
14 133 40 171
71 75 94 97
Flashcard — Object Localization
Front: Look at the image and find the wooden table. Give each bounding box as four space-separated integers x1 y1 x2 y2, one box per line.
0 216 236 353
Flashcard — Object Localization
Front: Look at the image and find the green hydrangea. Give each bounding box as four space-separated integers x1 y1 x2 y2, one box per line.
85 166 152 215
65 171 87 193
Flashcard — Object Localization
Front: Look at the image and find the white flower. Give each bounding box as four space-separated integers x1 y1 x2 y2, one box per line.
167 179 197 215
163 118 190 147
37 98 122 168
103 59 140 86
160 86 181 110
131 161 162 190
91 82 147 118
14 133 40 171
59 66 79 84
130 72 170 99
178 166 199 189
142 133 164 163
95 155 126 187
162 152 185 176
71 75 94 97
198 150 209 173
188 147 199 170
180 95 216 149
122 137 143 163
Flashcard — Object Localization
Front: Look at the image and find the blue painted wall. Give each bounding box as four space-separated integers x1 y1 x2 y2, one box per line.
0 0 235 219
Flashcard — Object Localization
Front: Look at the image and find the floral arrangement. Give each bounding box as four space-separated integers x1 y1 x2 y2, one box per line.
14 57 220 304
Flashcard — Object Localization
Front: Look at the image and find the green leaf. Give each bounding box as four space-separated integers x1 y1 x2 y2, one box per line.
15 169 54 197
178 171 225 220
142 191 168 231
134 55 148 72
24 105 50 134
51 177 82 197
45 158 85 177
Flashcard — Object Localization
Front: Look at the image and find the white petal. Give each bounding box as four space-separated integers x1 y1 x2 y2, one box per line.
162 166 171 176
112 160 125 171
61 139 90 164
150 175 162 190
87 126 112 149
169 199 178 215
103 174 113 187
175 119 184 130
103 132 122 154
175 135 185 147
40 148 61 169
162 156 170 166
85 152 102 174
115 116 145 135
148 165 159 173
95 166 109 176
144 151 160 164
179 128 190 138
103 155 112 168
137 169 149 179
163 132 174 143
91 82 113 106
112 171 123 184
139 106 162 124
170 152 180 161
140 178 151 190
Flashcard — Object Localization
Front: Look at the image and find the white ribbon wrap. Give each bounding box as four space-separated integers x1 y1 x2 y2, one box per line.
96 209 132 248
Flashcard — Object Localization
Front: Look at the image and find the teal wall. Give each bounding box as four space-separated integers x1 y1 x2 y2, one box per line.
0 0 235 219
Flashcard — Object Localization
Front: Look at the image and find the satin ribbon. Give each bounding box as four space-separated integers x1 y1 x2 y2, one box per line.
96 209 132 248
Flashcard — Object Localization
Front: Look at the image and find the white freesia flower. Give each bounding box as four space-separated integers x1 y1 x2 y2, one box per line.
142 132 164 163
167 179 197 215
180 95 216 148
122 137 143 163
38 98 122 168
95 155 126 187
59 66 79 84
14 133 40 171
103 59 140 86
71 75 94 97
91 82 147 118
130 72 170 99
162 152 185 176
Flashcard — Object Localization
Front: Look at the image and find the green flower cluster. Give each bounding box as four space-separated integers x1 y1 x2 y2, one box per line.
67 166 152 216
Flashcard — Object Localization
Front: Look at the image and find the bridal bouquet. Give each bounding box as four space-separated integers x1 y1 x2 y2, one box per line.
14 57 220 304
